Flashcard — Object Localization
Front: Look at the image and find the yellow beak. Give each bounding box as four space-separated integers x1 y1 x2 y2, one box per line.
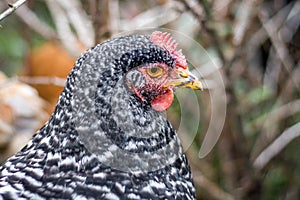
164 67 203 90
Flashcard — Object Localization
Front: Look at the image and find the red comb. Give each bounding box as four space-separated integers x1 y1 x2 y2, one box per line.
150 31 187 69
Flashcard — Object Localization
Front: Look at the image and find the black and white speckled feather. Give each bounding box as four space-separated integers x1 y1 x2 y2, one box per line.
0 34 196 199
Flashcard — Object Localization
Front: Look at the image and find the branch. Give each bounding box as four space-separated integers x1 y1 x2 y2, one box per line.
15 5 57 39
46 0 81 56
249 2 299 159
253 122 300 170
18 76 66 87
198 0 225 63
232 0 259 45
259 7 296 84
180 0 204 21
279 61 300 102
247 1 295 55
57 1 95 47
254 99 300 135
0 0 27 21
120 1 182 31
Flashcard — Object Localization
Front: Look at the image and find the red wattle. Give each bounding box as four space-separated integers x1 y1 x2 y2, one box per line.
150 88 174 112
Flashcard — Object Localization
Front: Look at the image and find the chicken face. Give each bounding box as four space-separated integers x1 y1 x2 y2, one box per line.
123 31 203 112
126 61 202 112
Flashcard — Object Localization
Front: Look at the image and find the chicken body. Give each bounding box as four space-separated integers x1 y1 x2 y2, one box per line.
0 33 196 199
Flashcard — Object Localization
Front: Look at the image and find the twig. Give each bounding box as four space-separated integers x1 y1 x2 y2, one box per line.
180 0 225 63
255 99 300 134
46 0 81 56
180 0 204 21
120 1 182 31
279 61 300 102
57 1 95 47
253 98 300 151
233 0 260 46
198 0 225 63
251 61 300 160
279 1 300 43
250 2 300 159
15 5 57 39
247 1 294 52
253 122 300 171
259 8 296 87
246 1 294 82
18 76 66 87
0 0 27 21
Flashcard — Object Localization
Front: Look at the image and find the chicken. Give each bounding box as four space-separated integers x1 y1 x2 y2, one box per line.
0 31 202 199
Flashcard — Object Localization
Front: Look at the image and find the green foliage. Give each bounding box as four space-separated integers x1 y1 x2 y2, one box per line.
263 168 289 200
0 18 27 75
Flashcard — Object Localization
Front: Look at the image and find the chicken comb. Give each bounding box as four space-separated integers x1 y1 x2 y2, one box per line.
150 31 187 69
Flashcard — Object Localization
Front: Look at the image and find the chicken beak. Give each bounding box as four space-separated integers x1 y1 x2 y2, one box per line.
164 67 203 90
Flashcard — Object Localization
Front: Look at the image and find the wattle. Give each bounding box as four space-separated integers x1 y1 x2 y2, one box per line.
150 88 174 112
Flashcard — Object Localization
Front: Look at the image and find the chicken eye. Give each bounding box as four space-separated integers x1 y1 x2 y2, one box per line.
146 66 164 78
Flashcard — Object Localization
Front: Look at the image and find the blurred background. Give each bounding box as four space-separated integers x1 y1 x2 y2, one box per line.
0 0 299 199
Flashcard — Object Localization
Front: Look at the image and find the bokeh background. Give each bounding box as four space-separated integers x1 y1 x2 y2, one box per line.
0 0 300 199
